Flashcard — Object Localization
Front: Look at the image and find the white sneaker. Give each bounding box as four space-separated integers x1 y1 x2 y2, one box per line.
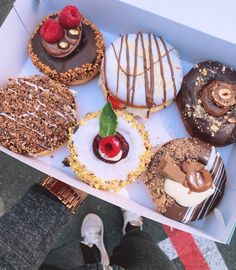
81 214 110 266
122 209 143 235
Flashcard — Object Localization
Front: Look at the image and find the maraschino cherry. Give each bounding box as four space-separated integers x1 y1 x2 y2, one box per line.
98 136 121 158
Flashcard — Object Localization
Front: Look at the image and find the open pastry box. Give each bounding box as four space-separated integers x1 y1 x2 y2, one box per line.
1 0 236 243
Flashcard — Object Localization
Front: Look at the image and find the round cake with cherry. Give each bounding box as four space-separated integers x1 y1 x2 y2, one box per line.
68 103 151 191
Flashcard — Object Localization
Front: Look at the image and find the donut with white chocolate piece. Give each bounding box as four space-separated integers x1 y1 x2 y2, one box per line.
177 61 236 146
99 33 183 118
0 75 77 156
145 138 226 223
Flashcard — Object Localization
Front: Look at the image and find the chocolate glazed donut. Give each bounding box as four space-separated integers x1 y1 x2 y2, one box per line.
177 61 236 146
145 138 227 223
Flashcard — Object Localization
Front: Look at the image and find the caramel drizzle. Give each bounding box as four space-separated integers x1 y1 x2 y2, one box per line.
131 32 140 105
153 35 166 103
140 32 155 112
159 37 177 98
111 44 174 77
102 50 108 90
111 36 124 95
148 33 155 108
108 33 176 111
125 34 131 105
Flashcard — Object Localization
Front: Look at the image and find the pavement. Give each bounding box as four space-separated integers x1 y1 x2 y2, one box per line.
0 1 236 269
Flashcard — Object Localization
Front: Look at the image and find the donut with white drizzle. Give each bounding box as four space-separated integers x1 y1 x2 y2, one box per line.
0 75 77 156
100 33 183 118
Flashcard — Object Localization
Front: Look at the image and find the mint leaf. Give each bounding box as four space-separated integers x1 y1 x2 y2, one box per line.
99 103 117 138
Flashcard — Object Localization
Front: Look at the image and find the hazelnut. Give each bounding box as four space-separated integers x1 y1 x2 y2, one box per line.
57 40 70 50
67 28 81 39
210 81 236 108
69 29 79 36
218 88 233 100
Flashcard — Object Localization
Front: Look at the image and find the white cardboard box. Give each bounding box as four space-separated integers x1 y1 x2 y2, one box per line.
0 0 236 243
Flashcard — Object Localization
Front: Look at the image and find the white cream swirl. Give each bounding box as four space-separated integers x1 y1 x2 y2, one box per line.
164 178 215 207
98 148 123 162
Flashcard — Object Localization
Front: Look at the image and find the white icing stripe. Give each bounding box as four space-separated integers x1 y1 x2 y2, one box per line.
10 79 75 122
1 95 61 131
195 154 225 221
0 112 45 137
200 164 226 220
195 157 223 221
206 146 217 171
182 147 220 223
194 154 222 220
18 78 75 120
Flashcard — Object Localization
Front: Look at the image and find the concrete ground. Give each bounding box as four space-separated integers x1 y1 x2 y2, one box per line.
0 1 236 269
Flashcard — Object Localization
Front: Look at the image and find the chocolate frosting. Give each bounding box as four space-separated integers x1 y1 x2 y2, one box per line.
42 19 82 58
31 20 97 73
177 61 236 146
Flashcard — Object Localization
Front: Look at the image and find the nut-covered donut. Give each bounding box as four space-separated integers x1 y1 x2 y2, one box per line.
145 138 226 223
0 75 77 156
177 61 236 146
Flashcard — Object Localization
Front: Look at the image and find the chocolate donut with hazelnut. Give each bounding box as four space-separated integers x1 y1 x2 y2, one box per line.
177 61 236 146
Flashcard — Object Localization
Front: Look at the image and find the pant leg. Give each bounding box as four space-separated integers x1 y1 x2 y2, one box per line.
110 226 175 270
80 243 101 264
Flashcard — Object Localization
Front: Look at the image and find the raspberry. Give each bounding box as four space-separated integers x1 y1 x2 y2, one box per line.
40 18 64 43
99 136 121 158
108 95 124 110
58 5 82 29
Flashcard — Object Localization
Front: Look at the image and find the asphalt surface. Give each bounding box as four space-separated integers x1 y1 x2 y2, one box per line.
0 1 236 270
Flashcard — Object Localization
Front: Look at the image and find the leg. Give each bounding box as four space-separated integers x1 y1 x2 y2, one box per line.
110 210 174 270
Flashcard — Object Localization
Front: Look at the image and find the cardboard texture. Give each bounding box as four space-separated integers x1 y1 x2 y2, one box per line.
0 0 236 243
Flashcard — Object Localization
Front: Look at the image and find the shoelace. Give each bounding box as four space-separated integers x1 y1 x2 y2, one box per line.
123 210 143 235
123 211 143 226
82 226 101 247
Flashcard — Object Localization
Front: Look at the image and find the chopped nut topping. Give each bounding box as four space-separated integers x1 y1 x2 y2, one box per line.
210 124 219 132
228 118 236 124
0 76 77 155
202 68 207 76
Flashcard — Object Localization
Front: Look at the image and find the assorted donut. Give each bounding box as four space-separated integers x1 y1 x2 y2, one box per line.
1 4 235 224
177 61 236 146
100 33 183 118
146 138 226 222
